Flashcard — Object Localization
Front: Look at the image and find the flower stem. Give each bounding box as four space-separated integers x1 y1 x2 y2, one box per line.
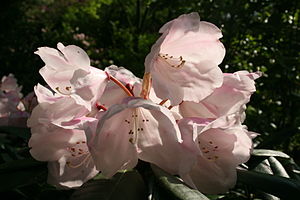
140 72 151 99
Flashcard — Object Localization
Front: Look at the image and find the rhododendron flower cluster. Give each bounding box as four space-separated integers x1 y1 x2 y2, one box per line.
27 12 261 194
0 74 34 127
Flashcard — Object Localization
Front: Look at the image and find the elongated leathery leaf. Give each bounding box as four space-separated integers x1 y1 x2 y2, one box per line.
71 170 147 200
251 149 290 158
151 164 209 200
268 156 290 178
237 169 300 199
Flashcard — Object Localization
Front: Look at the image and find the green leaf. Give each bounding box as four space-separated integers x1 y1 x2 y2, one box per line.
70 170 147 200
0 158 44 172
237 169 300 199
268 156 290 178
0 126 30 140
151 164 209 200
0 166 46 192
0 159 46 192
250 157 290 199
251 149 290 158
252 158 273 174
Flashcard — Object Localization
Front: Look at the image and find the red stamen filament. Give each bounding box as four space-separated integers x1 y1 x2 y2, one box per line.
96 103 107 111
107 75 133 97
159 99 168 105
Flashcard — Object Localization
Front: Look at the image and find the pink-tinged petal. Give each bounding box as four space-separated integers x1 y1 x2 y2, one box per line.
159 12 200 35
89 98 193 177
189 129 238 194
145 13 225 105
183 157 237 194
99 66 142 108
36 43 108 111
99 82 129 108
161 14 225 65
151 60 223 105
22 91 38 112
181 123 238 194
178 117 253 194
104 65 142 86
88 107 138 177
47 156 98 188
178 118 209 155
229 126 253 164
29 126 80 161
35 47 73 71
34 84 62 104
135 106 190 175
70 67 108 110
1 74 22 93
60 116 97 130
57 42 90 71
180 101 217 118
27 97 88 128
39 66 74 95
180 71 261 120
29 124 98 188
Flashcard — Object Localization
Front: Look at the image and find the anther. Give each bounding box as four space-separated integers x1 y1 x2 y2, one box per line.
66 86 71 91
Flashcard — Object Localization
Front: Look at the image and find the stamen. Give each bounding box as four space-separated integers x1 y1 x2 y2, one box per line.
67 154 91 168
55 86 72 95
159 99 168 106
109 75 133 97
140 72 152 99
66 86 71 91
96 103 107 111
125 83 134 96
158 53 186 68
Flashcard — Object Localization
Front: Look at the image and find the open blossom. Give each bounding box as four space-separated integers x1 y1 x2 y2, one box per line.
144 12 225 105
180 71 261 121
0 74 29 127
35 42 108 110
27 87 98 188
178 117 254 194
86 98 193 177
28 123 98 188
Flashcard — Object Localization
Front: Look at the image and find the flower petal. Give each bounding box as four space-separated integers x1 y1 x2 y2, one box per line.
88 107 138 177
